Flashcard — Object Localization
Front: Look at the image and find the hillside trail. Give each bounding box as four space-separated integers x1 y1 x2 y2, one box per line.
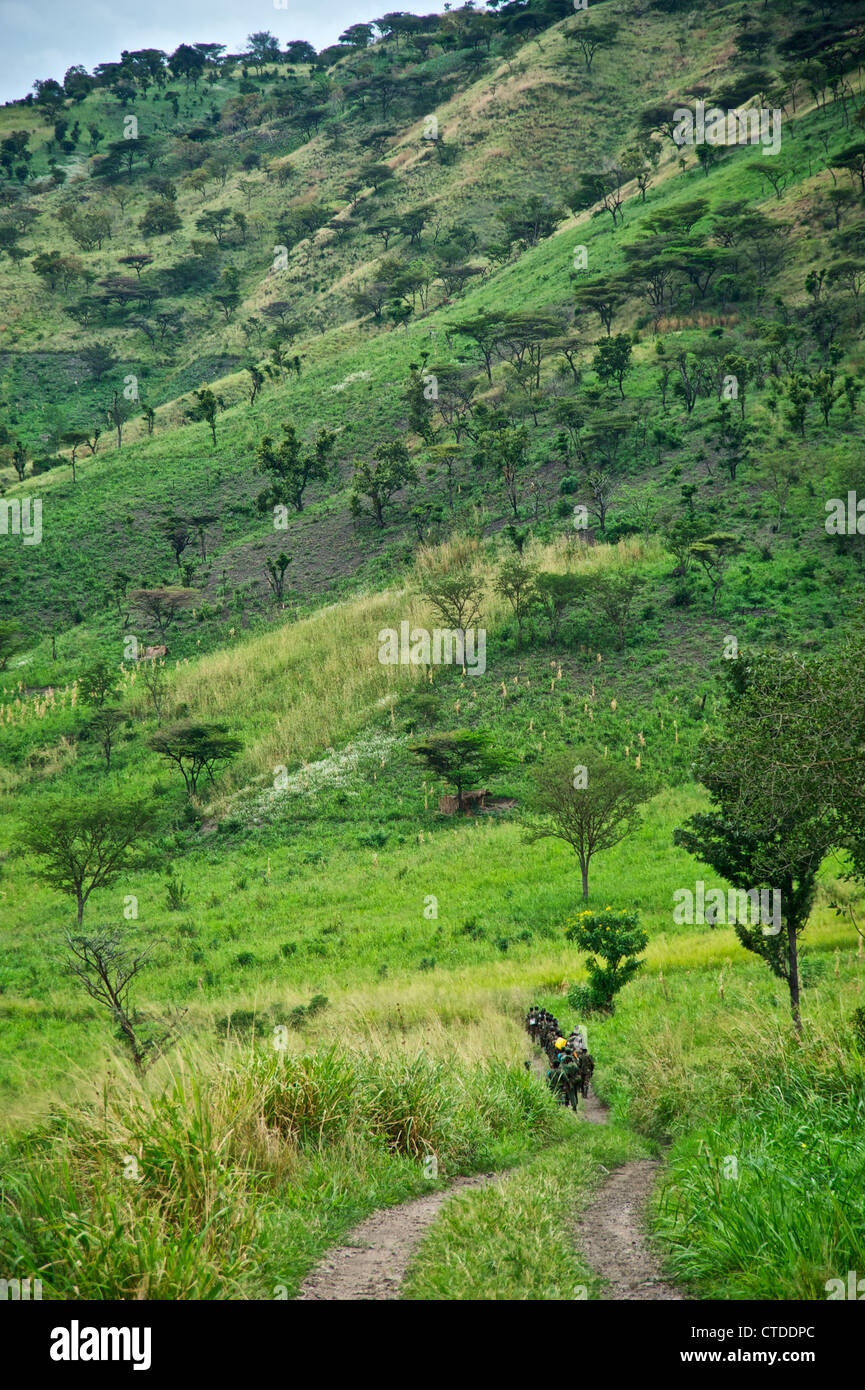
296 1171 500 1301
296 1058 682 1301
531 1059 685 1301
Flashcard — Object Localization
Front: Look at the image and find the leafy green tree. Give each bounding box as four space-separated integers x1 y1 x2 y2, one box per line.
139 201 182 237
79 658 121 709
587 572 644 651
420 570 485 633
672 650 865 1030
495 559 539 647
256 423 335 514
264 552 292 602
188 388 219 447
593 333 632 398
410 730 510 812
472 421 531 517
19 794 156 926
350 442 417 527
534 572 583 642
526 749 651 900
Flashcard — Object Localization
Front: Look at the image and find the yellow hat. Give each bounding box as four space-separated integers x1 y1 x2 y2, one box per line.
555 1037 567 1050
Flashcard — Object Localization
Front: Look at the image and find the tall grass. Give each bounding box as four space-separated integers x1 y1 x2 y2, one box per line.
0 1044 556 1299
653 1019 865 1299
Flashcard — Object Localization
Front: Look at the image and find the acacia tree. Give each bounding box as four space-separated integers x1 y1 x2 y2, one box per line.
410 730 510 812
130 586 198 641
149 720 242 796
19 794 156 925
525 749 651 900
66 930 186 1077
690 533 743 611
420 570 485 632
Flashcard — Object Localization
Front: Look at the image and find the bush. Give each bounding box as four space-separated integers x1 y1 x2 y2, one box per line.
563 907 647 1013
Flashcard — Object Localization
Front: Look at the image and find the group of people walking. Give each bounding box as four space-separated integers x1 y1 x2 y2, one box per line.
525 1006 595 1112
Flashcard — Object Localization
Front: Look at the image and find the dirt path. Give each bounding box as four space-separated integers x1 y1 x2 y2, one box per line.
530 1055 683 1299
298 1054 683 1301
576 1159 685 1300
296 1173 498 1301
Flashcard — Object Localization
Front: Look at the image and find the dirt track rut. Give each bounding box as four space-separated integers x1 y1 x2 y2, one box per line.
297 1058 684 1300
296 1173 498 1301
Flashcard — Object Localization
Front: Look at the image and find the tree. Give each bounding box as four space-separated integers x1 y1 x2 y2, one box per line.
158 516 192 570
0 620 26 670
671 650 865 1031
149 720 242 796
32 251 84 293
169 43 205 87
188 387 219 447
473 421 531 517
139 201 181 237
81 343 116 383
525 749 650 900
534 572 583 642
58 428 89 483
138 656 169 726
690 533 743 611
19 794 156 926
105 390 135 450
246 31 281 73
130 586 197 640
350 442 417 527
196 208 232 244
420 570 485 633
564 907 648 1012
256 423 335 514
89 705 124 771
410 730 510 813
593 333 632 398
566 18 619 73
582 469 621 535
495 559 539 647
264 551 292 602
496 195 563 252
79 658 121 709
588 573 644 651
65 929 185 1076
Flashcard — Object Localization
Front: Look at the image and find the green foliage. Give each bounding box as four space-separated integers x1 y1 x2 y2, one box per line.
564 906 648 1012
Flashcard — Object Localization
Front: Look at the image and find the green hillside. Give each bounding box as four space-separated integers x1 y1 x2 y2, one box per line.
2 0 865 1310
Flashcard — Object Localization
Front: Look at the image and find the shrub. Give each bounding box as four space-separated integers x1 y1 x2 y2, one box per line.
563 907 647 1013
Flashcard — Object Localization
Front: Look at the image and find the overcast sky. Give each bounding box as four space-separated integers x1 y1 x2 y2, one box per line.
0 1 442 105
